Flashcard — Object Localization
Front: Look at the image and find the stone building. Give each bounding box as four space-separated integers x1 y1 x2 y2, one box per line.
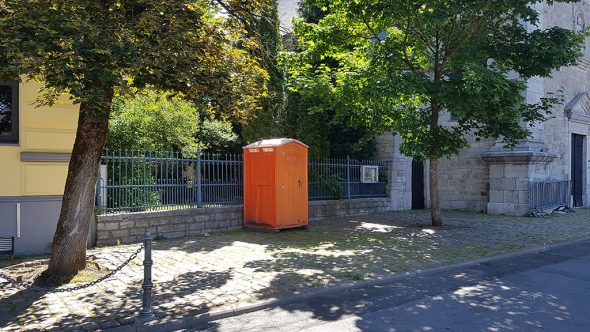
279 1 590 216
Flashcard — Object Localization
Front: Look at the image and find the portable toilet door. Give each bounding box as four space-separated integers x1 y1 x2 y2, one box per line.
276 141 308 228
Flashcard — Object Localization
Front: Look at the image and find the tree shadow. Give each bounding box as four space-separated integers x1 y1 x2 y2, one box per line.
197 248 582 331
1 268 232 330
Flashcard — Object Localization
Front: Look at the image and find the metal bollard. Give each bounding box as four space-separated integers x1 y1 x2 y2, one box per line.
136 231 156 323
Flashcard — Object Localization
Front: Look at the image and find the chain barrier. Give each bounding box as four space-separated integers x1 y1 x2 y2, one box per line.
0 245 144 293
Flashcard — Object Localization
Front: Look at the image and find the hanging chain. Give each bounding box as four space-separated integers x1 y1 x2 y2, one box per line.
0 245 144 293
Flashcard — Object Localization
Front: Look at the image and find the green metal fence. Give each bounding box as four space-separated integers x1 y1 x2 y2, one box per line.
96 149 388 214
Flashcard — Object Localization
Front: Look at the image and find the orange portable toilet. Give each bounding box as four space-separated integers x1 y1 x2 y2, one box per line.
243 138 309 232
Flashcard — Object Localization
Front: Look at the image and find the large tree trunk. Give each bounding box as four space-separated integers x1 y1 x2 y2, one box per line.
429 156 442 227
46 90 113 279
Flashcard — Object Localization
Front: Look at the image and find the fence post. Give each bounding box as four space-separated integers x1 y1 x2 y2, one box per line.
137 231 156 323
95 170 102 214
346 156 351 200
197 146 203 208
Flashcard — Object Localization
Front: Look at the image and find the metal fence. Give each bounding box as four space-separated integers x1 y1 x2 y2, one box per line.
96 149 389 214
528 180 573 217
96 149 243 214
308 157 388 201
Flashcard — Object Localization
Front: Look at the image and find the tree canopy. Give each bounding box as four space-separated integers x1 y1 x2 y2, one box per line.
285 0 587 225
0 0 268 116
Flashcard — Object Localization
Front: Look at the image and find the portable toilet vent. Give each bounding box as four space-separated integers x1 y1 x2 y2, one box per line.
243 138 309 232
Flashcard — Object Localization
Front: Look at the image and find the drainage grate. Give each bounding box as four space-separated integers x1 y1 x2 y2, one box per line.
0 237 14 255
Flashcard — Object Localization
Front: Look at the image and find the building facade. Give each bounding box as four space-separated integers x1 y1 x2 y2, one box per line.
280 0 590 216
0 80 79 254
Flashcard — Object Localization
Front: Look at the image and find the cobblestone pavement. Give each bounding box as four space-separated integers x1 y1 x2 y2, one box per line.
2 209 590 331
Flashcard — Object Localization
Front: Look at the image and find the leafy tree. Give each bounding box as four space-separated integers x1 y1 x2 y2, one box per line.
278 0 377 159
242 0 287 142
285 0 587 226
0 0 268 279
107 92 238 153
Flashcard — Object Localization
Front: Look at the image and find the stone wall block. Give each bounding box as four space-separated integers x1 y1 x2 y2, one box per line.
205 219 219 230
504 190 518 204
190 222 204 230
156 225 174 233
193 215 209 222
501 178 516 191
516 178 531 191
213 213 229 221
489 190 504 203
149 219 168 227
172 218 187 225
97 222 119 231
119 221 135 229
129 227 148 236
218 219 230 229
111 229 129 238
173 224 189 232
489 165 504 180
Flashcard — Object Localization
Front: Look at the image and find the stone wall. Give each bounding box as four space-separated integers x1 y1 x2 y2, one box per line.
437 133 494 212
309 198 392 221
96 198 392 246
96 205 243 246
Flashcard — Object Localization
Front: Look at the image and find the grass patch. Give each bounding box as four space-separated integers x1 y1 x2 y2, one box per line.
70 262 110 284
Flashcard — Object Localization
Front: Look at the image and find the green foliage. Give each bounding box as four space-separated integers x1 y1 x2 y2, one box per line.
242 0 287 142
309 169 344 199
107 92 198 152
285 0 587 161
273 0 377 159
107 92 237 153
111 163 162 211
0 0 269 118
239 0 376 159
195 119 240 153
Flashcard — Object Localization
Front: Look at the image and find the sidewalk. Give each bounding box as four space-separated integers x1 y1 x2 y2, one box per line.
2 209 590 331
184 237 590 332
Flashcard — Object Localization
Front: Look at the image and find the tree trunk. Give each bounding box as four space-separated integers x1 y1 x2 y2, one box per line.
429 156 442 227
46 90 113 279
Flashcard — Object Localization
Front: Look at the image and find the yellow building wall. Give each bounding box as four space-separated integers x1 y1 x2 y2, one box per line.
0 80 79 197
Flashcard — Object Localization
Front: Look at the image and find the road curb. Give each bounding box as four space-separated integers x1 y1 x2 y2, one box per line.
125 236 590 331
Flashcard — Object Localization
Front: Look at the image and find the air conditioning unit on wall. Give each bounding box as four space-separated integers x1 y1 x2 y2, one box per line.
0 237 14 255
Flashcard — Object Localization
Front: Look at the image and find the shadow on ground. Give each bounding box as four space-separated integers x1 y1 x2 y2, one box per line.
198 243 590 331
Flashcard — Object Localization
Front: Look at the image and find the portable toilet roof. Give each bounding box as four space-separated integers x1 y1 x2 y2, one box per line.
243 138 309 149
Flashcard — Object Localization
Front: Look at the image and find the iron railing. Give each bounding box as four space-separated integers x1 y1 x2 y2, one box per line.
96 149 389 214
528 180 574 217
308 157 388 201
96 149 243 214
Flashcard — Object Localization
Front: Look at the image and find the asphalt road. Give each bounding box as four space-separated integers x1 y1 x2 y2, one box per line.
189 239 590 332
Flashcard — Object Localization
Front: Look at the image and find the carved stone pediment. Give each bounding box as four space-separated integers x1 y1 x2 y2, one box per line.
565 92 590 123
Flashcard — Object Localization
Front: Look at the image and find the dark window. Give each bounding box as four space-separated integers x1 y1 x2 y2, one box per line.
0 82 18 143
